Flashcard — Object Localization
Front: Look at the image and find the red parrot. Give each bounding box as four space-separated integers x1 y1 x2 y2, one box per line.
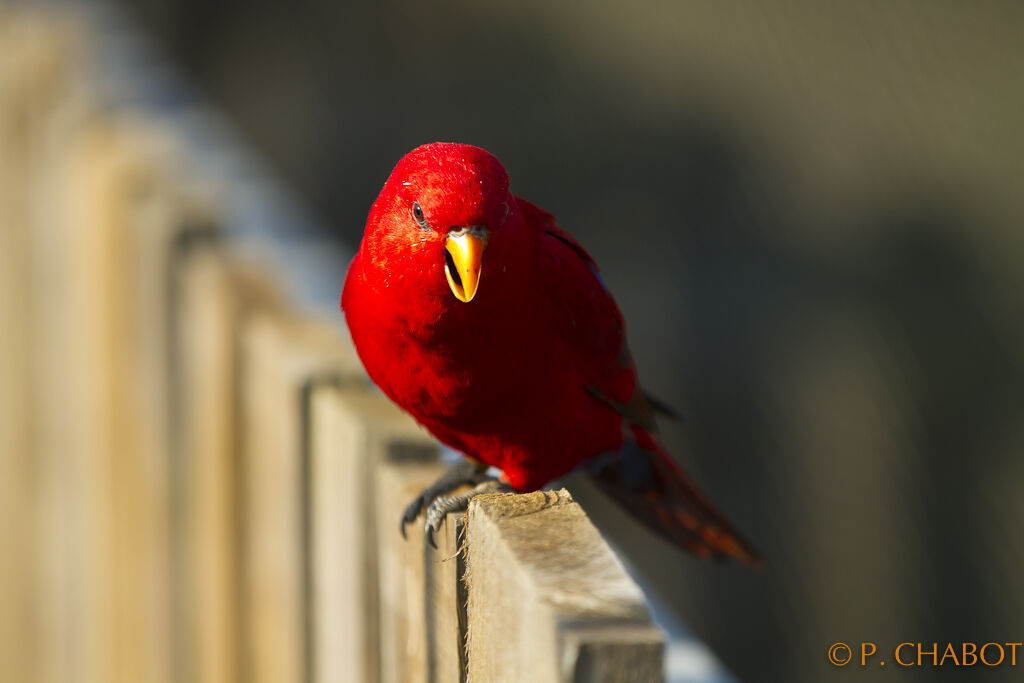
341 142 760 564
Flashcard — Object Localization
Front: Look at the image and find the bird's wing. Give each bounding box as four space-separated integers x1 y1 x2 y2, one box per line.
519 197 760 564
517 196 643 413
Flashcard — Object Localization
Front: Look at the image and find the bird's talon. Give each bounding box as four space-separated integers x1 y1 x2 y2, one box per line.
397 459 500 544
400 492 430 540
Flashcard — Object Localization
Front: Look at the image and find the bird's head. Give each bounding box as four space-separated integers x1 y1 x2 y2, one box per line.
361 142 523 310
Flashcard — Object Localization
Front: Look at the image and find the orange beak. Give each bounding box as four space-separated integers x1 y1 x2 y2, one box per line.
444 228 488 303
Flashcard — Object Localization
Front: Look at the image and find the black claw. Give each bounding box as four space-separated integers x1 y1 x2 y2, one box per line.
397 459 497 543
400 494 427 541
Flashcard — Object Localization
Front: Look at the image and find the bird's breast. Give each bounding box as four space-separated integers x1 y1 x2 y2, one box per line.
349 298 514 423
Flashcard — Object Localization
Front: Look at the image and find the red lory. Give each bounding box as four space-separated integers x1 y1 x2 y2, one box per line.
341 142 760 564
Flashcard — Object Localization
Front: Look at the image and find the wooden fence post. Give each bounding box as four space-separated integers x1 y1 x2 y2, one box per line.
175 244 283 683
32 111 196 683
239 311 358 683
0 12 89 682
17 19 93 683
0 15 50 683
425 513 469 683
307 383 441 683
374 453 447 683
466 490 665 683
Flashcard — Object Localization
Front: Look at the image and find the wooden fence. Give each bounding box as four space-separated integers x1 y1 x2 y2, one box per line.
0 7 666 683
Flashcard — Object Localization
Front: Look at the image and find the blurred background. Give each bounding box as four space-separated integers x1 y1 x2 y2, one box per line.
7 1 1024 681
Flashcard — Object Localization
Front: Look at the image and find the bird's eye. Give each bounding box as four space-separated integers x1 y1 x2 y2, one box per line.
412 201 431 231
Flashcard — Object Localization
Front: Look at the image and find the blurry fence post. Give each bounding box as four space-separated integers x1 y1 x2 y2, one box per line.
175 243 282 683
238 311 358 683
0 13 64 683
372 432 446 683
307 383 442 683
36 113 187 683
18 17 94 683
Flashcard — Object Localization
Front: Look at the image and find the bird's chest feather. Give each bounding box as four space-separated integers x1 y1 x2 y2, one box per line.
349 289 540 427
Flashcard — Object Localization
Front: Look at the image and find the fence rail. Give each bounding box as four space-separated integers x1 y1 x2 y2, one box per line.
0 6 667 682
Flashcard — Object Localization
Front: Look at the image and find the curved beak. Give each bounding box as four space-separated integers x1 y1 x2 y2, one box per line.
444 227 488 303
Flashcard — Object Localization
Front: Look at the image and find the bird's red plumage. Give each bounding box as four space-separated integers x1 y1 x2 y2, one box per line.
342 142 759 563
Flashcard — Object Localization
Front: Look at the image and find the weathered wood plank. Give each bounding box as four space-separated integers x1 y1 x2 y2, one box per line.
425 512 469 683
176 245 283 683
0 15 50 683
239 311 358 683
466 490 665 683
19 20 95 683
0 11 90 682
111 126 218 683
307 384 439 683
30 111 193 683
374 456 447 683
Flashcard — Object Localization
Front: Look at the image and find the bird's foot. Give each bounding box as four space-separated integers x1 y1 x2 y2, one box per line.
423 479 512 548
400 458 492 540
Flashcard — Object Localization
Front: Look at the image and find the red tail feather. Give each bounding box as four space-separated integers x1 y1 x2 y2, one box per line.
587 429 762 565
